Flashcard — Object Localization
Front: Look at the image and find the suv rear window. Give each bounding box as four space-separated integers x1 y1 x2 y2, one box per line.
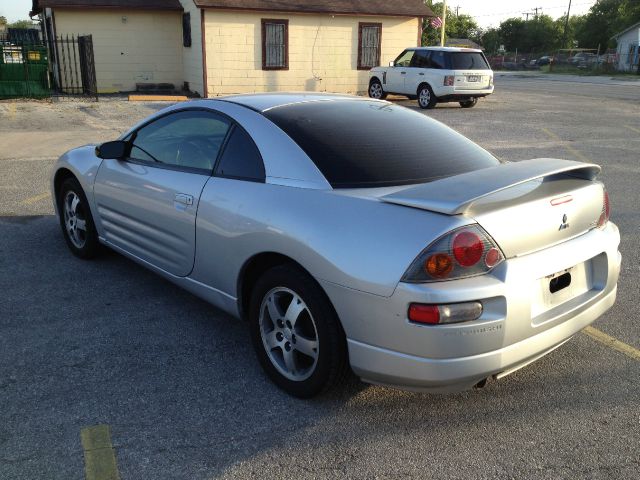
449 52 490 70
263 100 500 188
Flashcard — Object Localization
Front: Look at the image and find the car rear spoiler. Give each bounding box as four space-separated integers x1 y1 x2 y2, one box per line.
381 158 601 215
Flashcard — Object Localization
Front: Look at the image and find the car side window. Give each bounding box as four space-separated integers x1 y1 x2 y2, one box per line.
214 126 266 182
394 50 414 67
129 110 231 173
411 50 430 68
429 51 448 69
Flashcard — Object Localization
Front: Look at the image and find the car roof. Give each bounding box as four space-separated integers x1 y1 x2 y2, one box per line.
408 46 483 53
218 92 376 113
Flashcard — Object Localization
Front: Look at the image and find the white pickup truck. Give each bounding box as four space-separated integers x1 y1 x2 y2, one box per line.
368 47 494 109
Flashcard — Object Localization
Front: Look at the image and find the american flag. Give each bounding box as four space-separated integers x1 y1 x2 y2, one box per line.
430 17 443 28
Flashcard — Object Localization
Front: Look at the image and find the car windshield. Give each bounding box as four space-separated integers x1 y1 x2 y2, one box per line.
263 100 500 188
449 52 490 70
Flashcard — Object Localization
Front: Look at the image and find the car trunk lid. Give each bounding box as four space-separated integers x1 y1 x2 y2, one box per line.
380 158 604 258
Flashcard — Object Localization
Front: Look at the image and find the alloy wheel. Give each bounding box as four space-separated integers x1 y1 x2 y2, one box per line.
259 287 319 382
63 191 87 249
370 82 383 99
419 88 431 108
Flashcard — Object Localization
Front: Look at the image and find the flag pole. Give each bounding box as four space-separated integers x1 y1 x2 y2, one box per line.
440 0 447 47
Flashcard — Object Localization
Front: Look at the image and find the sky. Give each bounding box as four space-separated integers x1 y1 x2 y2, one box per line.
2 0 36 22
443 1 597 28
2 0 598 26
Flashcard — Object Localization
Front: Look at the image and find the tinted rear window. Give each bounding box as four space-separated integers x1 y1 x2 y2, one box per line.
264 100 500 188
449 52 490 70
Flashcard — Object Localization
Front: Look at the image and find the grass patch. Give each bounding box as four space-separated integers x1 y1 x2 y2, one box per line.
540 64 639 78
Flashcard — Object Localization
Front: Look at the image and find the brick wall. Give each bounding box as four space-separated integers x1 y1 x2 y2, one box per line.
203 10 419 96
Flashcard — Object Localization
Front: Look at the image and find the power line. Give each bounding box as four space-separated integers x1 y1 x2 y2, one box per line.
469 1 593 19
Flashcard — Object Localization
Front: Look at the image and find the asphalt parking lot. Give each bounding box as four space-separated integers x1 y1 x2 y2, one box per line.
1 75 639 479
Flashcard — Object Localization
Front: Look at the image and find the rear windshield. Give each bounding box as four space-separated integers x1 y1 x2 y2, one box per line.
264 100 500 188
449 52 490 70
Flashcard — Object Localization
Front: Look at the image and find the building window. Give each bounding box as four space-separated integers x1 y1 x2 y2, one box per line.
262 19 288 70
182 12 191 47
358 23 381 70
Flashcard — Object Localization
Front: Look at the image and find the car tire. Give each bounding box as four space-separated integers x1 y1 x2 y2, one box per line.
417 84 437 109
459 98 478 108
368 79 387 100
58 177 101 259
249 264 349 398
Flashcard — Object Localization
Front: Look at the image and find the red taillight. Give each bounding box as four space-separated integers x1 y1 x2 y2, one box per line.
408 304 440 324
402 225 504 283
597 189 610 228
452 231 484 267
485 247 501 268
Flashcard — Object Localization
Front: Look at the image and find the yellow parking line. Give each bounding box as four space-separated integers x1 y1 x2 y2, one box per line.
624 125 640 134
80 425 121 480
583 326 640 361
21 192 50 205
541 128 591 163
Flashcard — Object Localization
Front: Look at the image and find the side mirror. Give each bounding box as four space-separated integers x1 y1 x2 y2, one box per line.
389 60 395 67
95 140 128 159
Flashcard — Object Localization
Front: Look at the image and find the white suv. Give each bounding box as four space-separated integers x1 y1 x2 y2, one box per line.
368 47 494 109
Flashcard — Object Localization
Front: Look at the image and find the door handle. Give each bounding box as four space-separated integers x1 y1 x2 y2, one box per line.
419 73 425 76
400 71 407 75
174 193 194 206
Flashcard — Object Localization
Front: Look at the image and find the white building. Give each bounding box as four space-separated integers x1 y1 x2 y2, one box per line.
612 21 640 72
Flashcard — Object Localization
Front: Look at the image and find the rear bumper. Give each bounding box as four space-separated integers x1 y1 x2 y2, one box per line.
433 85 494 100
437 93 491 102
320 222 621 393
347 285 617 392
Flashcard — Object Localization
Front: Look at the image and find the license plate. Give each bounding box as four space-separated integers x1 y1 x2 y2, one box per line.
542 267 575 307
467 75 480 82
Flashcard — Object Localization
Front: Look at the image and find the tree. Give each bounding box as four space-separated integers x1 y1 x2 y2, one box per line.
480 28 501 54
574 0 640 49
421 1 480 46
0 16 8 27
8 19 37 30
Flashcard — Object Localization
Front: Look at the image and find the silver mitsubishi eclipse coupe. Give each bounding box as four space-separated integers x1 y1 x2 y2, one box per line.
51 93 621 398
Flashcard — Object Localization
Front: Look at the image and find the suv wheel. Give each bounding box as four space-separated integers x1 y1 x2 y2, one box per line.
417 84 437 109
460 98 478 108
368 79 387 100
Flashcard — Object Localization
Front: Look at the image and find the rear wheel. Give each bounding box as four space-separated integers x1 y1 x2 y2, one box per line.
368 79 387 100
417 84 437 109
460 98 478 108
249 264 348 398
58 177 100 259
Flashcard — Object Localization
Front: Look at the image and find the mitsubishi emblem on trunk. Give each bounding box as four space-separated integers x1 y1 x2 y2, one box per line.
559 214 570 231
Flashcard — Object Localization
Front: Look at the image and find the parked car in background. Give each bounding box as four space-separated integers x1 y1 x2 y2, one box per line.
536 56 554 66
51 93 620 398
368 47 494 109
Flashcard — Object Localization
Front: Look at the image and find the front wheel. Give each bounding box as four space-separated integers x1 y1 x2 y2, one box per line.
58 177 101 259
368 79 387 100
249 265 348 398
417 84 437 109
460 98 478 108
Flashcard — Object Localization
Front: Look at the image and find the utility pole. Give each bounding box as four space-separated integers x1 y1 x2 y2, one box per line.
455 5 460 17
440 0 447 47
562 0 572 48
533 7 543 18
523 12 531 21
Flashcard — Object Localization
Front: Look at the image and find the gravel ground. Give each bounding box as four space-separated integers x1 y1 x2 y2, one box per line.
0 77 638 479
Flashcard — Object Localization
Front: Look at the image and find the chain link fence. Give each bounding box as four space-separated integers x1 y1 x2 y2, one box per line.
487 49 638 75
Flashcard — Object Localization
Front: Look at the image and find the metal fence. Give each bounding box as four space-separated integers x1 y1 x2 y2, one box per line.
0 31 98 100
487 50 638 74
